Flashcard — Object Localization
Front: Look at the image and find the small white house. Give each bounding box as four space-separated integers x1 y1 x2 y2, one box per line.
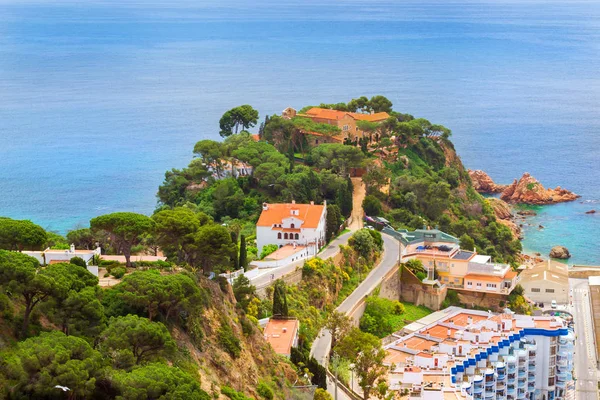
23 244 101 266
256 201 327 258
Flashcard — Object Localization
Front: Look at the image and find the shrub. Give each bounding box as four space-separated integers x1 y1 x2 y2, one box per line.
260 244 279 260
69 256 87 268
363 195 383 216
256 382 274 400
111 267 126 279
221 386 252 400
218 322 241 358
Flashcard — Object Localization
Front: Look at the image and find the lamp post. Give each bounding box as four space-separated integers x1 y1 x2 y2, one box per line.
349 363 355 392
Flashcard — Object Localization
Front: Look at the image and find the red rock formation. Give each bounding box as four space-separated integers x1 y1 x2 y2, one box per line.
500 173 580 205
468 170 507 193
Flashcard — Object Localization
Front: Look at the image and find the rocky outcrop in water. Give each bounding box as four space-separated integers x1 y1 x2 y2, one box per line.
586 209 596 214
468 170 507 193
549 245 571 259
487 197 522 239
500 173 580 205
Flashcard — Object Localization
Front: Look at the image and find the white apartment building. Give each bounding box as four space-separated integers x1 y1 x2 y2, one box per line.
384 307 575 400
255 201 327 257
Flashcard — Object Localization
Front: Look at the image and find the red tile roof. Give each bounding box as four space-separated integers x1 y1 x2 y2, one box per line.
257 203 325 229
303 107 390 122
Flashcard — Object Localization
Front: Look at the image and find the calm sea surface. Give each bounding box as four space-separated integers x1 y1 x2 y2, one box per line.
0 0 598 264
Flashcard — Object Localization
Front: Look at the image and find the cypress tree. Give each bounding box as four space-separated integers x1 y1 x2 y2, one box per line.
239 234 247 271
272 280 289 317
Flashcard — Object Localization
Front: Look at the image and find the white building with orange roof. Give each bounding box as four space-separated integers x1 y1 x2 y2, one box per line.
383 306 575 400
256 201 327 258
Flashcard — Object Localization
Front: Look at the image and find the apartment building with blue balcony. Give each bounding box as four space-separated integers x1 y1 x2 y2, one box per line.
383 307 575 400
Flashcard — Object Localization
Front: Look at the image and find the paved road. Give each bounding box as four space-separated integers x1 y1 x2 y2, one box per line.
569 278 599 400
311 233 401 399
250 231 355 289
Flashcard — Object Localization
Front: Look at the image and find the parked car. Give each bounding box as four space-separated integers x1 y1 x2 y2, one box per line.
551 300 557 309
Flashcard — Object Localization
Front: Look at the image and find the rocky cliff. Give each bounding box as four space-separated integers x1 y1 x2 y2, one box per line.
487 197 522 239
500 173 580 205
468 170 507 193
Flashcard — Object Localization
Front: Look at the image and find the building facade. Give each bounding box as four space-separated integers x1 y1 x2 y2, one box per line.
283 107 390 142
256 201 327 258
384 307 575 400
518 260 569 305
393 228 519 294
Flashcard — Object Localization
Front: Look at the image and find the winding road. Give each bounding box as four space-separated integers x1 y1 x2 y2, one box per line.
311 233 400 398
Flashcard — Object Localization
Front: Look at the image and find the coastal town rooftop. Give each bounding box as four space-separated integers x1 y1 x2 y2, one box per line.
383 306 571 395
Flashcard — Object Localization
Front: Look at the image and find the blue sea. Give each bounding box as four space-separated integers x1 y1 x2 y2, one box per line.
0 0 598 265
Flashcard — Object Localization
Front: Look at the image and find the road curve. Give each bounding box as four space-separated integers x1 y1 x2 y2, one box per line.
311 233 400 398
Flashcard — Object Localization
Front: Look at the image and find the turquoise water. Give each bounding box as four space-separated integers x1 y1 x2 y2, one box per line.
0 1 599 265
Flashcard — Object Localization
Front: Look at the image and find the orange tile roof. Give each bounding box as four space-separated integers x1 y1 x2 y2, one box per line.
504 270 518 279
446 313 489 327
304 107 390 122
257 203 325 229
251 134 260 141
264 319 299 355
463 274 504 283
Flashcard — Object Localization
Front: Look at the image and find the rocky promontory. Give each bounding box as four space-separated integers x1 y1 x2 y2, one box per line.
500 173 580 205
468 170 507 193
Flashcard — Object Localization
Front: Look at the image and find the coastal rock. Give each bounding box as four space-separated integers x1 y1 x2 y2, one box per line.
487 197 521 239
517 210 537 216
468 170 507 193
549 245 571 259
500 173 580 205
586 209 596 214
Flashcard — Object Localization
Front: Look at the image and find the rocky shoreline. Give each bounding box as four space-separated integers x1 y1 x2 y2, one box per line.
469 169 581 262
469 170 580 205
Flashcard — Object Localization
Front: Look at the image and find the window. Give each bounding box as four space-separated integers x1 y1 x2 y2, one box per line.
548 377 555 386
476 283 482 287
284 233 288 239
486 283 497 288
546 289 555 293
277 233 282 239
531 288 540 293
295 233 299 240
343 125 349 131
467 282 472 286
290 223 295 229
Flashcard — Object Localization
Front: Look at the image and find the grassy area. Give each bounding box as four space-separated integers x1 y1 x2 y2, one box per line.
360 296 433 338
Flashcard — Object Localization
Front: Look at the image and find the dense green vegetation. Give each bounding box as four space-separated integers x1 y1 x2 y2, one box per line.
0 249 297 399
359 295 432 338
0 95 527 400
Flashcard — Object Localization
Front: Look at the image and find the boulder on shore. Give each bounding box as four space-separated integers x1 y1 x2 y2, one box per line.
549 246 571 259
468 170 507 193
517 210 537 216
500 173 580 205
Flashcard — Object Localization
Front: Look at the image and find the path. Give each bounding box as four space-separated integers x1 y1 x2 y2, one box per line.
348 177 365 231
569 278 599 400
311 233 400 398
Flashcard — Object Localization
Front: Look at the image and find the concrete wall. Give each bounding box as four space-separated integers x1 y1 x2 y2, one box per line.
256 268 303 298
399 266 447 311
455 290 508 311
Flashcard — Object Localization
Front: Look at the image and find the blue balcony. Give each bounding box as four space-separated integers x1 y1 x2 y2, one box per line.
474 385 484 394
517 379 526 389
518 370 526 379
